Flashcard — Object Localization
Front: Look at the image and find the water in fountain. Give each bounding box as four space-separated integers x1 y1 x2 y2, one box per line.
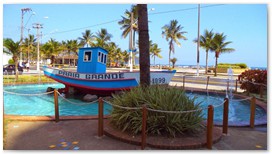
227 67 234 100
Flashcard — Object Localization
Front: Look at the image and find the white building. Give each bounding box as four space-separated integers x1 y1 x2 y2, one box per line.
2 53 12 65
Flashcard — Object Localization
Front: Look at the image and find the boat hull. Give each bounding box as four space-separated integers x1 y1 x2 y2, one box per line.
43 66 176 95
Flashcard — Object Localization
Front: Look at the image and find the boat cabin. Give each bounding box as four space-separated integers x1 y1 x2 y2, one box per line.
77 47 108 73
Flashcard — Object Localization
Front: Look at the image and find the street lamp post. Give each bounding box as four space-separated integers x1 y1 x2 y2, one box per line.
20 8 32 65
196 4 200 76
25 11 35 63
129 12 134 72
33 23 43 72
27 28 30 62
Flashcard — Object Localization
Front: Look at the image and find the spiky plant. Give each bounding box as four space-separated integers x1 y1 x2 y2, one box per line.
110 85 204 137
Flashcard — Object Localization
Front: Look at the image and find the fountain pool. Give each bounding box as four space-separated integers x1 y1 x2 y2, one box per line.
3 83 267 126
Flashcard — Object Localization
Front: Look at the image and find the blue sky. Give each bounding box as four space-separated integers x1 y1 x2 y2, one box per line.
3 3 268 67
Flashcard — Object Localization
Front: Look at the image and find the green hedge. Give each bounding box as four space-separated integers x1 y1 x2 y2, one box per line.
217 65 240 69
235 63 247 69
218 63 248 69
209 68 247 73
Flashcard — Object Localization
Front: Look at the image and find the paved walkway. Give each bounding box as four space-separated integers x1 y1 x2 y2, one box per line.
4 120 267 150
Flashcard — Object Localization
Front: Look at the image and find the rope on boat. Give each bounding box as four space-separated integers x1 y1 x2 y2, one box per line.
57 91 98 106
103 100 142 110
3 90 54 96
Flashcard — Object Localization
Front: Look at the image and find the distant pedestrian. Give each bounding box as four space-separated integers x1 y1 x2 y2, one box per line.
26 61 30 72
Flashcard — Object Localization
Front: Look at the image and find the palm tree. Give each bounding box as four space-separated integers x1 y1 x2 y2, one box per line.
94 28 112 48
118 5 138 39
162 20 187 68
149 41 162 66
70 40 83 56
211 33 235 76
170 58 178 68
138 4 150 86
70 40 82 66
121 50 130 65
3 38 21 80
21 34 36 62
61 40 73 66
78 30 95 47
106 42 118 66
41 38 62 66
194 29 214 74
114 48 123 67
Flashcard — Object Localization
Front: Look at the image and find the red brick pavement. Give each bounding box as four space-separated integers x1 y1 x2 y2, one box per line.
103 119 223 149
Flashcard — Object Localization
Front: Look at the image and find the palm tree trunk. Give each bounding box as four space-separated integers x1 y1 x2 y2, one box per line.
205 49 208 74
215 57 218 76
214 52 219 77
169 40 173 69
14 59 19 81
169 49 171 69
154 56 155 66
168 41 172 68
138 4 150 86
68 51 71 66
133 30 136 50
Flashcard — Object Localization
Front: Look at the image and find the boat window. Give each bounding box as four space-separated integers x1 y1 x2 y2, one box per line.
104 54 107 64
84 51 92 62
98 52 101 62
101 53 104 63
98 52 106 64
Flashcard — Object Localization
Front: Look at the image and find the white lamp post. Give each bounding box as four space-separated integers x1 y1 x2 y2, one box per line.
20 8 32 66
32 16 48 72
33 23 43 72
196 4 200 76
129 12 134 72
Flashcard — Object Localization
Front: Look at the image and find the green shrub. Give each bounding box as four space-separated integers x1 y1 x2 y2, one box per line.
8 59 14 64
235 63 247 69
217 65 240 69
110 85 204 138
218 63 248 69
218 63 228 65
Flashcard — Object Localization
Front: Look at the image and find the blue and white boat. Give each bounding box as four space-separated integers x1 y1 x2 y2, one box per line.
43 47 176 94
